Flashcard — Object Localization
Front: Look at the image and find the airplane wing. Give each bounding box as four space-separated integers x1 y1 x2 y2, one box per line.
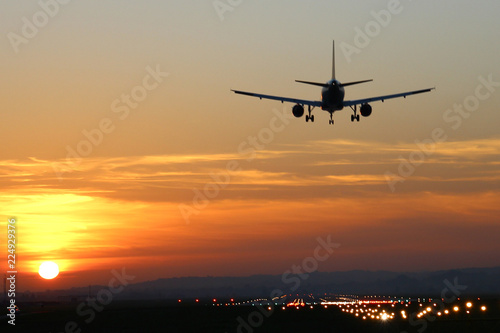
343 88 435 107
231 89 322 107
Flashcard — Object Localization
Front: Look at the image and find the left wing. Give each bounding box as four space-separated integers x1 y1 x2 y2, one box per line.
231 89 322 107
343 88 435 107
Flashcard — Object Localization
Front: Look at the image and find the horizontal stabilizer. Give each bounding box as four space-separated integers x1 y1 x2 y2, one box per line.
296 79 373 88
340 79 373 87
295 80 329 88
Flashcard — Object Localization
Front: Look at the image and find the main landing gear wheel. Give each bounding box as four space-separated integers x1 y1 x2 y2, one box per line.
349 105 360 122
329 120 334 125
305 105 315 123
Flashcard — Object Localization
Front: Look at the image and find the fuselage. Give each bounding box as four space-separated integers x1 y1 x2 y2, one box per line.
321 79 345 112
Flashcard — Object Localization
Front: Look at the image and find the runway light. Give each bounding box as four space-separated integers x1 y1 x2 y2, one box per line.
453 306 459 312
481 306 487 311
444 310 449 314
466 302 472 308
426 307 432 312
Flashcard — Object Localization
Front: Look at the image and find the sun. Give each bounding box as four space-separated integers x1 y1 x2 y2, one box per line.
38 261 60 280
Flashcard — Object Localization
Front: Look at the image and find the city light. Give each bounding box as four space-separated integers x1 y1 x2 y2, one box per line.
241 294 493 326
401 310 407 319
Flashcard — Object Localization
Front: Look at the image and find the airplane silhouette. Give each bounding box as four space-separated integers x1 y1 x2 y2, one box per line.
232 41 434 125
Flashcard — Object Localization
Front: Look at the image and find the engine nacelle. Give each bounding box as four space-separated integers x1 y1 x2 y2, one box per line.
360 103 372 117
292 104 304 118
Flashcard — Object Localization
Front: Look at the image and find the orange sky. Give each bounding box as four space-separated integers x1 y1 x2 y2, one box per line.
2 137 500 291
1 1 500 291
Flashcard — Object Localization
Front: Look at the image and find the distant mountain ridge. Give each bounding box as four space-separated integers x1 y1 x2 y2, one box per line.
34 266 500 300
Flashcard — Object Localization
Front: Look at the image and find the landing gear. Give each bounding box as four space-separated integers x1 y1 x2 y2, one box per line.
305 105 315 123
306 115 315 122
349 105 360 122
329 112 334 125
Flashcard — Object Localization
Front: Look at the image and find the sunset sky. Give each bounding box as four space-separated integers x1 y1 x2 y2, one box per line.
1 1 500 291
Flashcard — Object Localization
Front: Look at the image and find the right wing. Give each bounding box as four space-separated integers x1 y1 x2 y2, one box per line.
231 89 322 107
343 88 435 107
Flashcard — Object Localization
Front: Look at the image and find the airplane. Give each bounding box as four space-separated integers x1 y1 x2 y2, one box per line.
231 41 434 125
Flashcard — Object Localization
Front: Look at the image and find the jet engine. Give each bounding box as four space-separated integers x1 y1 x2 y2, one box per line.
360 103 372 117
292 104 304 118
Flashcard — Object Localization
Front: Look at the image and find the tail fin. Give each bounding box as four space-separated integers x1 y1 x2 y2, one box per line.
332 40 336 79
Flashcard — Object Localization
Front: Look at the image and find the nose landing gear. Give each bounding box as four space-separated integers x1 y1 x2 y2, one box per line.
329 112 335 125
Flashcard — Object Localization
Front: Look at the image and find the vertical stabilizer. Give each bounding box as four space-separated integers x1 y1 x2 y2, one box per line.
332 40 336 79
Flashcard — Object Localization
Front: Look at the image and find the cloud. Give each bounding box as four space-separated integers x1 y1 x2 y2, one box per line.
2 137 500 285
2 137 500 201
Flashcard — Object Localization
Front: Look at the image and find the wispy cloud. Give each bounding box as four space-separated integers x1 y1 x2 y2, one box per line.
2 137 500 285
2 138 500 199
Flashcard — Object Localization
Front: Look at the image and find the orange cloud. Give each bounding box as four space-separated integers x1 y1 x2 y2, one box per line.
2 137 500 290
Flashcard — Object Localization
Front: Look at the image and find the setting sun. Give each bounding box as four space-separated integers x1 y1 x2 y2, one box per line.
38 261 60 280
